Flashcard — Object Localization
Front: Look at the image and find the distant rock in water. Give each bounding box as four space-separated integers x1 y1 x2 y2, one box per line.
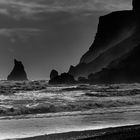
7 59 28 81
78 77 88 83
49 73 76 84
68 0 140 83
50 69 58 80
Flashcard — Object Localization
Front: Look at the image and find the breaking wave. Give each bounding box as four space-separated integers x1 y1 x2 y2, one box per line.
1 81 140 117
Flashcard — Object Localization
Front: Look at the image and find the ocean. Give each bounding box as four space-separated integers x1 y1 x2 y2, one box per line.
0 81 140 139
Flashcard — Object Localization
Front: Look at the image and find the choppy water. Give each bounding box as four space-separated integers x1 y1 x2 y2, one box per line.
1 81 140 139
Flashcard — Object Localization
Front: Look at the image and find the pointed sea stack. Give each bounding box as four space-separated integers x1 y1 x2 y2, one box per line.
7 59 28 81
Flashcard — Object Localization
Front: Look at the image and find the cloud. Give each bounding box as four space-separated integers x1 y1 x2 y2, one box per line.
0 8 9 15
0 0 132 18
0 28 42 42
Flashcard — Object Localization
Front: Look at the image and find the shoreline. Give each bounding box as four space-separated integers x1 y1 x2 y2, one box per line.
17 124 140 140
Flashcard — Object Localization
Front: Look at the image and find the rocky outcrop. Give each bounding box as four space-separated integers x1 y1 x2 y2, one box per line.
69 0 140 80
49 73 76 84
50 69 58 80
7 59 28 81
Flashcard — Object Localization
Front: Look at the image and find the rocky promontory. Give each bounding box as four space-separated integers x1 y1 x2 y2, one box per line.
88 43 140 84
68 0 140 83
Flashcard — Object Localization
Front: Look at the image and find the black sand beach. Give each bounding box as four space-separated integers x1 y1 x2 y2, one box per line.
19 125 140 140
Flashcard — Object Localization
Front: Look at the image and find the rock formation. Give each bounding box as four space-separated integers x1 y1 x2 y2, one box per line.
133 0 140 12
88 44 140 84
69 0 140 83
50 69 58 80
49 73 76 84
78 77 88 83
7 59 28 81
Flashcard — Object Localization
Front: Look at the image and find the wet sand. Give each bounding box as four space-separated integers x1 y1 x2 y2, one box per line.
1 106 140 140
19 125 140 140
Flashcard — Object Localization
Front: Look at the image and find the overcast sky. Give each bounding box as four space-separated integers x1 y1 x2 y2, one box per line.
0 0 132 80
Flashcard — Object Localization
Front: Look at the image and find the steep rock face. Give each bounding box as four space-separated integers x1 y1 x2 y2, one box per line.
7 59 28 81
133 0 140 12
69 0 140 79
80 11 136 64
88 44 140 84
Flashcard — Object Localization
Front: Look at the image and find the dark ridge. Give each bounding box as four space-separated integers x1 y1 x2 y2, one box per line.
68 0 140 84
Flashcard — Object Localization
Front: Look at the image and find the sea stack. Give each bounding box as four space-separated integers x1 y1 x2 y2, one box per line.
7 59 28 81
50 69 58 80
68 0 140 83
49 73 76 84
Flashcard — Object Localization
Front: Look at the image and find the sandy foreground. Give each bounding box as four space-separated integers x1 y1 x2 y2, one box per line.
17 125 140 140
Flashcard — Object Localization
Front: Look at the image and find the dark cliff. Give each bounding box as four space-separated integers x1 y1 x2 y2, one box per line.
88 44 140 84
69 0 140 83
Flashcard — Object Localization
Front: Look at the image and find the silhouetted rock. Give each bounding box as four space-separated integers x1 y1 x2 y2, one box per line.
69 0 140 83
7 59 28 81
50 69 58 80
78 77 88 83
88 43 140 84
133 0 140 12
49 73 76 84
